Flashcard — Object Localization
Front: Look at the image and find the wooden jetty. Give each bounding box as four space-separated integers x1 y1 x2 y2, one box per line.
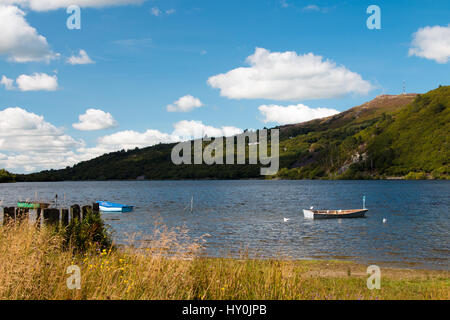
1 202 100 227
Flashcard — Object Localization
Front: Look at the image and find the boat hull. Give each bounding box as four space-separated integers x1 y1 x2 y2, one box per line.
97 201 134 213
99 206 133 213
303 209 368 219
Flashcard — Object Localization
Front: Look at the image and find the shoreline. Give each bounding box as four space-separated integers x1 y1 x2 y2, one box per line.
4 177 450 183
0 222 448 300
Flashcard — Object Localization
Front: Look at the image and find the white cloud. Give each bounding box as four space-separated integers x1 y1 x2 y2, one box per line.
303 4 320 12
0 107 82 151
76 121 242 165
1 75 14 90
0 107 86 172
0 107 119 172
67 49 94 65
150 6 161 16
0 5 57 62
258 104 339 125
0 106 242 172
88 120 242 154
150 6 175 17
0 0 145 11
167 95 203 112
172 120 243 140
409 24 450 64
73 109 118 131
1 73 58 91
16 73 58 91
207 48 373 101
96 129 179 151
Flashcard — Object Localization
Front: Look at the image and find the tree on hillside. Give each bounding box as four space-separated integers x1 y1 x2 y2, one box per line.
0 169 15 183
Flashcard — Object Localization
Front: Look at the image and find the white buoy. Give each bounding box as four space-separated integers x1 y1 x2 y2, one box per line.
383 218 387 224
310 206 314 210
283 218 290 222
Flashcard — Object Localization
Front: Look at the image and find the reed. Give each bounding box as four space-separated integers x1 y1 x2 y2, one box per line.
0 221 447 300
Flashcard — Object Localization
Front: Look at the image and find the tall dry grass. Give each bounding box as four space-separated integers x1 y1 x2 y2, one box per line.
0 221 448 300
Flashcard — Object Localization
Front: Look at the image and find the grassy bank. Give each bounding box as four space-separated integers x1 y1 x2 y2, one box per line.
0 222 448 300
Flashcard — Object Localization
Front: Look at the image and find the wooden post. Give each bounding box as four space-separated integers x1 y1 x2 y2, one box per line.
3 207 15 224
36 208 42 229
61 209 69 227
92 202 100 217
29 209 39 227
43 208 60 226
71 205 81 221
82 205 92 219
16 208 29 222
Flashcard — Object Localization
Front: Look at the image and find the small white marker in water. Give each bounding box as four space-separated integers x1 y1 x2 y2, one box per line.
283 218 290 222
383 218 387 224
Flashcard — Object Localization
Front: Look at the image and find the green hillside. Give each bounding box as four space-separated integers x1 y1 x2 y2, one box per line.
15 86 450 182
276 86 449 179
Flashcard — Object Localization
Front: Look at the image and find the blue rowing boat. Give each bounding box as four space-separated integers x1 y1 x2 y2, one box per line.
96 201 134 213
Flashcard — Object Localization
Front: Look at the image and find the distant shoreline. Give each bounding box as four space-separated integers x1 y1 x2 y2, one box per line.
5 176 450 183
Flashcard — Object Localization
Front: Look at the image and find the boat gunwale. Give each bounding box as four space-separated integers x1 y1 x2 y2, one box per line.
311 209 368 215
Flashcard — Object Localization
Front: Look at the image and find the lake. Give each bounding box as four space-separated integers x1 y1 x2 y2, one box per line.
0 180 448 270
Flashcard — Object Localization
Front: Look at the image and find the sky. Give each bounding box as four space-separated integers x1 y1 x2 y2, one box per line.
0 0 449 173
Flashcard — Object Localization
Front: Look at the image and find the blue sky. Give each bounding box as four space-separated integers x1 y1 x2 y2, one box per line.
0 0 449 172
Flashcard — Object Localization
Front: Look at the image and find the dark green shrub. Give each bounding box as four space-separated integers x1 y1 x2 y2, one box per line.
62 211 113 253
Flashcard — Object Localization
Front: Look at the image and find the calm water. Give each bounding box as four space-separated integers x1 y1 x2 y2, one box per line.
1 180 449 270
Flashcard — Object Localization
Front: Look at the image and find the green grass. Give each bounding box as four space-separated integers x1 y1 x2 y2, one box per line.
0 222 448 300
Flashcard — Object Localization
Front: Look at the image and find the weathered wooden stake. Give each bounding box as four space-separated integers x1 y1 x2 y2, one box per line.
71 205 81 221
43 208 60 226
82 205 92 219
1 203 98 227
3 207 15 225
61 209 69 227
16 208 29 222
92 202 100 217
36 208 42 228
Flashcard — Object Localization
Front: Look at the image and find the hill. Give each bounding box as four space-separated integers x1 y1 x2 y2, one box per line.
276 87 448 179
16 86 450 181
